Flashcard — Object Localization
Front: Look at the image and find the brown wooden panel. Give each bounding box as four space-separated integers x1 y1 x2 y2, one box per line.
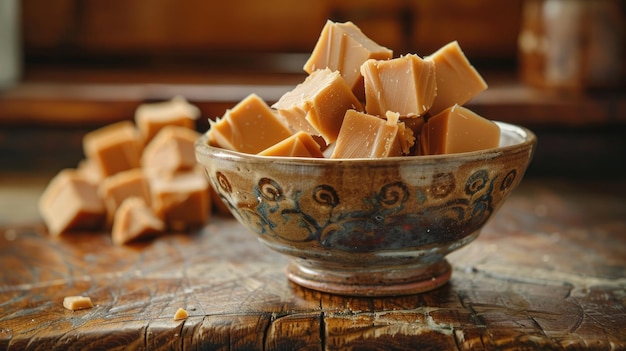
21 0 522 59
20 0 75 49
409 0 524 58
22 0 329 54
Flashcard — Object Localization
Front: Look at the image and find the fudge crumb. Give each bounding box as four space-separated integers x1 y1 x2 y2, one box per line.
173 307 188 321
63 296 94 311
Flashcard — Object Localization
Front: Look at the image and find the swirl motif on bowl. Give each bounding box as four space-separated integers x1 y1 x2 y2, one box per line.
213 168 514 253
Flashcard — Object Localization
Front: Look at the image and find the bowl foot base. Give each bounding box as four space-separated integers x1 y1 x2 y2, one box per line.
286 259 452 297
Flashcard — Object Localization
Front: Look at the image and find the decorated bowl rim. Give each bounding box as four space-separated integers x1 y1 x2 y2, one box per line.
195 121 536 165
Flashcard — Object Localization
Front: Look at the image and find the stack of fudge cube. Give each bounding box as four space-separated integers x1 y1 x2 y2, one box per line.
207 20 500 159
39 96 223 245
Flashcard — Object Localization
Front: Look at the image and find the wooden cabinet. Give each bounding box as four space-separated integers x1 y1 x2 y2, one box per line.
21 0 523 60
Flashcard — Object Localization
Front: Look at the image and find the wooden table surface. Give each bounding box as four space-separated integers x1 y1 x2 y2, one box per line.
0 177 625 350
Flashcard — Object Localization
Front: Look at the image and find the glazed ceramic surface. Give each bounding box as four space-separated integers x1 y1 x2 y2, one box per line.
195 122 536 296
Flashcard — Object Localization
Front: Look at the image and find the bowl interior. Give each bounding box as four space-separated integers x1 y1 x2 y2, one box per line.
196 121 534 165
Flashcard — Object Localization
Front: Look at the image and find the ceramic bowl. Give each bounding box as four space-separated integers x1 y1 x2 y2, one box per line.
195 121 536 296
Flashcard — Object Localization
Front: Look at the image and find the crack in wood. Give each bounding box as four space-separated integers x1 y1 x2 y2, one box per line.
568 300 585 335
463 263 626 291
176 319 186 350
143 322 148 349
457 291 486 328
261 312 273 351
320 311 326 351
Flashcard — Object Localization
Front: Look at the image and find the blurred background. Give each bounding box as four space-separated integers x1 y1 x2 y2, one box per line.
1 0 625 181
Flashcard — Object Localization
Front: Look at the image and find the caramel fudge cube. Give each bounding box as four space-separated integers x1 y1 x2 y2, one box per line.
63 296 94 311
142 126 201 175
272 68 363 144
421 104 500 155
360 54 436 118
383 111 417 155
425 41 488 116
134 96 200 144
82 121 142 177
76 158 104 184
258 131 324 158
209 94 293 154
99 168 152 224
303 20 393 99
399 116 424 155
38 169 105 236
330 110 404 159
112 197 165 246
399 115 425 137
150 170 211 231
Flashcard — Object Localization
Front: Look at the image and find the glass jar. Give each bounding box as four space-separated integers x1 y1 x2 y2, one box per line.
518 0 624 90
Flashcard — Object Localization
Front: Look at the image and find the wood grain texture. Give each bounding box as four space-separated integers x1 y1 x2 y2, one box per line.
0 179 625 350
